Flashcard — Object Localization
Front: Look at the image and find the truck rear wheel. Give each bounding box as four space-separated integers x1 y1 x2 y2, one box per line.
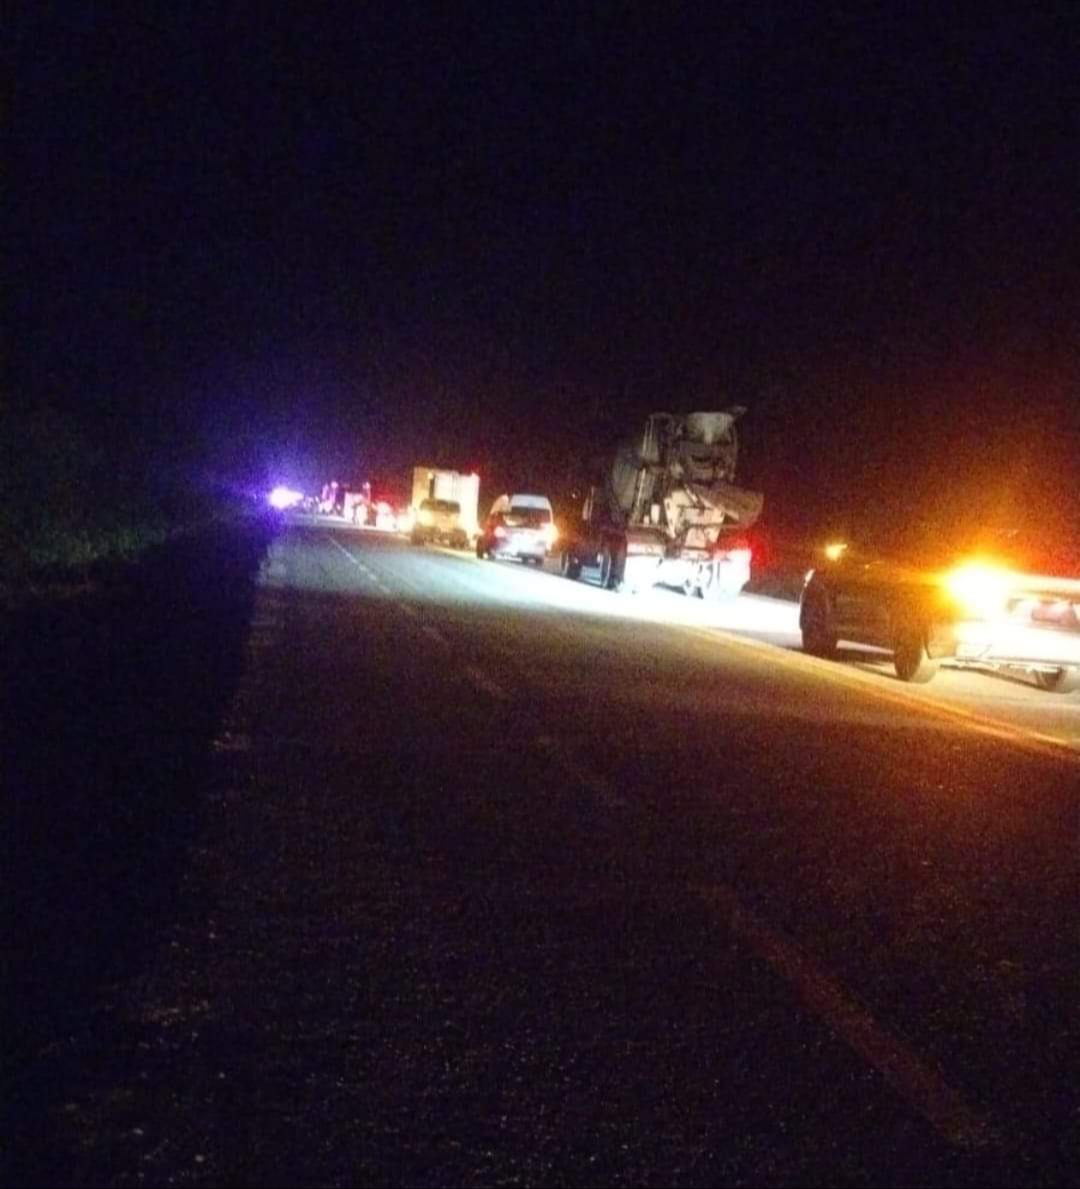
560 551 581 580
701 560 739 602
683 564 703 598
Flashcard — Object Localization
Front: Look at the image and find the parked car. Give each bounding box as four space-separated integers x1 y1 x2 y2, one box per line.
800 540 1080 690
410 498 469 548
476 494 557 565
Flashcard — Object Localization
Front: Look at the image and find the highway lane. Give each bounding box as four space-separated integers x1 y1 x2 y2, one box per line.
334 517 1080 757
313 525 1078 1165
47 518 1077 1187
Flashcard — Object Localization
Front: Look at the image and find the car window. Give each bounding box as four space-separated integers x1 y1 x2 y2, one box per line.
507 507 550 528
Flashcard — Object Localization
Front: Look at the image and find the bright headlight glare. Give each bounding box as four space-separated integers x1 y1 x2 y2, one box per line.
943 560 1013 619
268 485 303 510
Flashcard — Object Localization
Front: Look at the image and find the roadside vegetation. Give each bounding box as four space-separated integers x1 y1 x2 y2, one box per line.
0 403 251 593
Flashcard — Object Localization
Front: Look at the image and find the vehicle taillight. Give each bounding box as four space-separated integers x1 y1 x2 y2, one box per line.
494 525 507 539
719 536 752 562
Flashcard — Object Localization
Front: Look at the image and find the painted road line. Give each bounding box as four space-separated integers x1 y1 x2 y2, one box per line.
329 535 362 568
692 881 994 1150
328 534 393 589
329 533 431 602
535 722 993 1149
329 535 472 650
683 625 1080 763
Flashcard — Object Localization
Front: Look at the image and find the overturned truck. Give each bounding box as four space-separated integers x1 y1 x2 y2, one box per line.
561 409 764 598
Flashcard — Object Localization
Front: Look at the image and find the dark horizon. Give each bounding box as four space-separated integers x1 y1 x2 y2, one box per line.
9 1 1079 538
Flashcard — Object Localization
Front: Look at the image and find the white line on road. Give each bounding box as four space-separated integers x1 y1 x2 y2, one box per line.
329 536 505 698
534 721 996 1151
682 625 1080 763
692 881 994 1150
313 528 998 1150
328 536 362 567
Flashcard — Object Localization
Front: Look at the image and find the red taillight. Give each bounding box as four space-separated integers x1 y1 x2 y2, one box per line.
719 536 752 562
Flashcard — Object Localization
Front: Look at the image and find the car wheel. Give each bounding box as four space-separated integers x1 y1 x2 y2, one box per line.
599 545 615 590
800 592 837 658
476 539 487 558
561 551 581 580
892 620 939 683
1033 667 1080 694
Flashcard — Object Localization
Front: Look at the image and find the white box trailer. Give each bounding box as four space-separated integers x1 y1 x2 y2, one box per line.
410 467 480 537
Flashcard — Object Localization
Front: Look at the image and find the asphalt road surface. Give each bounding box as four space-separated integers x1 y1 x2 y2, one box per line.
7 517 1078 1187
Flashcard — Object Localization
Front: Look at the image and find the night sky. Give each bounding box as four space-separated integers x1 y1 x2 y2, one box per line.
10 1 1080 538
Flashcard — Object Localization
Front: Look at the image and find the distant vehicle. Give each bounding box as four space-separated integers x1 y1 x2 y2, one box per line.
411 498 469 549
320 481 371 520
800 541 1080 690
373 501 397 532
476 494 556 565
345 487 372 526
410 467 480 540
560 409 763 596
268 486 303 511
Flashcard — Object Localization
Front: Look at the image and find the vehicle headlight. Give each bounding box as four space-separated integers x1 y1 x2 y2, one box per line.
544 523 558 548
943 560 1013 620
419 510 433 526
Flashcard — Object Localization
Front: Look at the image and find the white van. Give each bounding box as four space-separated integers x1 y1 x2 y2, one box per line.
476 493 556 564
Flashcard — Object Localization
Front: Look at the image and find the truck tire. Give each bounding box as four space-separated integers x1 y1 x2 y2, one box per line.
560 551 581 580
1034 667 1080 694
700 560 740 602
892 620 939 683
